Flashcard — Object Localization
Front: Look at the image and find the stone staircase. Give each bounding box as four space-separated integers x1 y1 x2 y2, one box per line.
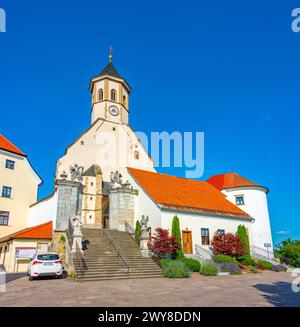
72 228 162 282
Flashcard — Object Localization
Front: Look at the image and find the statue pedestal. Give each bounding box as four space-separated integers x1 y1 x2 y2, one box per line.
109 187 137 231
71 232 83 253
140 237 150 257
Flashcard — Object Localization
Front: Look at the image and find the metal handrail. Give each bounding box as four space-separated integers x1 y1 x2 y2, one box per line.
125 221 142 246
101 229 130 273
125 221 135 235
251 245 274 261
76 241 87 276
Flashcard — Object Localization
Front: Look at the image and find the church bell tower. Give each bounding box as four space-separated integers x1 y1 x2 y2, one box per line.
89 50 131 125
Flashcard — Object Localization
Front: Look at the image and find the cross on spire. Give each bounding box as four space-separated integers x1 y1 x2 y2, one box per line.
109 46 113 63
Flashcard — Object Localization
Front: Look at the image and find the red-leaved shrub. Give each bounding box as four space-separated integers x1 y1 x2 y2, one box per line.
211 232 246 257
149 228 178 259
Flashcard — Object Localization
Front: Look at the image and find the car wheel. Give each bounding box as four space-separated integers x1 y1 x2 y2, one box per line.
29 276 34 281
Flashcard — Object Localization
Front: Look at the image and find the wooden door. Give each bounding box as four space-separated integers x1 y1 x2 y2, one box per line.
182 231 193 254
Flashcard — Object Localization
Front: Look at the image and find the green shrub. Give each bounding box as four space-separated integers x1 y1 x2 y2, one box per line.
238 255 256 266
160 258 173 268
163 260 191 278
214 254 239 265
256 260 273 270
135 220 142 241
182 258 201 272
171 216 184 259
281 245 300 267
200 262 218 276
236 225 250 255
294 258 300 268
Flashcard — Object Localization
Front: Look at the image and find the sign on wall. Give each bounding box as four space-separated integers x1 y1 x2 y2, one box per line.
15 247 36 259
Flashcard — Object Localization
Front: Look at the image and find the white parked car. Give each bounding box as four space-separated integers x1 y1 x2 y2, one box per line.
28 253 63 280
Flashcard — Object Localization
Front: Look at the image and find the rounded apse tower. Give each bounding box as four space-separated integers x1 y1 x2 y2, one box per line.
206 172 273 259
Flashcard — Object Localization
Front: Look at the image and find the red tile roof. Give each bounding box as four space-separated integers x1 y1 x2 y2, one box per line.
206 172 267 192
128 168 251 219
0 133 26 156
0 221 52 243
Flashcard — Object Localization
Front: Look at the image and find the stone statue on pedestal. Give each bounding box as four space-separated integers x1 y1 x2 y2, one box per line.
70 214 83 253
140 215 151 257
70 164 84 182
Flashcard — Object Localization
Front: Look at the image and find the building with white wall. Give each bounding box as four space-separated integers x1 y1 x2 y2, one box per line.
28 55 274 258
128 167 254 254
206 172 273 256
0 134 42 238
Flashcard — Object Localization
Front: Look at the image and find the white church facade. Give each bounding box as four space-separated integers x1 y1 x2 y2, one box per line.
28 56 274 259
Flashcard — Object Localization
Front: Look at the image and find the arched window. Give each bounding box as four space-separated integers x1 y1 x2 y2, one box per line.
134 151 140 160
98 89 103 101
123 95 127 106
111 89 117 101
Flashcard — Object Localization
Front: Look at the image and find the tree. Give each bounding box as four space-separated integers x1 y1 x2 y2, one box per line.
171 215 184 259
275 238 300 266
149 228 178 259
135 220 142 241
211 232 246 257
236 225 250 255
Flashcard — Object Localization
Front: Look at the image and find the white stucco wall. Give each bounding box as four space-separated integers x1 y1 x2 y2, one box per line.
128 171 254 254
128 174 162 230
28 190 58 229
161 210 253 253
222 187 273 253
56 121 155 184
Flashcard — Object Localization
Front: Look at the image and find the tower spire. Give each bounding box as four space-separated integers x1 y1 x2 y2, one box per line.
108 46 113 63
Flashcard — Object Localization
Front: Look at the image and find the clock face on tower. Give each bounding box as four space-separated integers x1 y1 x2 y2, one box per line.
109 106 119 116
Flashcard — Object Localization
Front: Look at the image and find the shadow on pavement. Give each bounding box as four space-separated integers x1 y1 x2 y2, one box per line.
4 273 27 284
253 280 300 307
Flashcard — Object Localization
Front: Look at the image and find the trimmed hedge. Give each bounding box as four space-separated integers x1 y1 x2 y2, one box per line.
163 260 191 278
256 260 273 270
182 258 201 272
160 259 173 268
238 255 256 266
200 262 218 276
214 254 239 265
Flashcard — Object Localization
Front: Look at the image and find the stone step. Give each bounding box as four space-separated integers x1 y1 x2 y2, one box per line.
75 262 152 267
74 260 157 265
74 229 160 281
74 267 162 274
77 274 163 282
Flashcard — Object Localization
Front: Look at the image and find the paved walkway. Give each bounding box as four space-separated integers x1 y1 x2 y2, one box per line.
0 271 299 307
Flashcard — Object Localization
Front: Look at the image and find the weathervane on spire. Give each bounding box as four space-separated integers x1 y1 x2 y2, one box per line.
109 46 113 63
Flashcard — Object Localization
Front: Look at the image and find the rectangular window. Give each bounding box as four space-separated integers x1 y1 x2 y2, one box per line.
201 228 210 245
0 211 9 225
235 196 245 205
2 186 12 198
5 159 15 170
217 229 225 235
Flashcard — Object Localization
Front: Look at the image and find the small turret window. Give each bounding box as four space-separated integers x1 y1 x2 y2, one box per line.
123 95 127 106
111 89 117 101
134 151 140 160
98 89 103 101
235 195 245 205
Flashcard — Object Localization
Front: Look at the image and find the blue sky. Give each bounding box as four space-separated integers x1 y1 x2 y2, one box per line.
0 1 299 244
